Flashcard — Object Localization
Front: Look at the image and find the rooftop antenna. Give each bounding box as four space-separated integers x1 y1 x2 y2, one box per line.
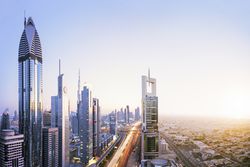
59 59 61 75
77 69 81 103
24 10 26 27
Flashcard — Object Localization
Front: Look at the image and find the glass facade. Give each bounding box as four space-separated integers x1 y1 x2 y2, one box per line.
78 86 93 165
141 74 159 160
18 17 42 167
51 73 70 167
145 96 158 131
93 98 100 156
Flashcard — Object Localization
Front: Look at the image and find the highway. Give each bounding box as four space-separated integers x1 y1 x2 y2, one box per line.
107 122 141 167
94 134 124 167
160 132 201 167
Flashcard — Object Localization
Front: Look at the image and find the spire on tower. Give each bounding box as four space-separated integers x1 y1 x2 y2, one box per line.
77 69 81 103
59 59 61 75
24 10 26 27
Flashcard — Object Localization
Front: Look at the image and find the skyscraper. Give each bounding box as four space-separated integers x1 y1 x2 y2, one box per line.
78 85 93 165
0 129 24 167
126 105 130 124
71 70 81 136
124 108 127 123
109 111 116 135
1 109 10 130
42 127 59 167
51 96 58 127
18 17 42 167
13 110 18 122
135 107 140 121
119 108 124 123
43 110 51 127
51 60 70 167
70 112 78 135
93 98 101 156
141 70 159 160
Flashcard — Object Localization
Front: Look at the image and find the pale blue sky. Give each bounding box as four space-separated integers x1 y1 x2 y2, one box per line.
1 0 250 118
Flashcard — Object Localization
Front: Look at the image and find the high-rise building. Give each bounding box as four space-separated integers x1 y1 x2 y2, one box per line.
13 110 18 122
135 107 140 121
51 60 70 167
126 105 130 124
1 109 10 130
124 108 127 123
116 109 123 123
109 112 116 135
70 112 78 135
71 70 81 136
0 129 24 167
93 98 101 156
18 17 43 167
51 96 58 127
43 110 51 127
119 108 124 123
42 127 59 167
141 70 159 160
11 110 19 128
78 85 93 165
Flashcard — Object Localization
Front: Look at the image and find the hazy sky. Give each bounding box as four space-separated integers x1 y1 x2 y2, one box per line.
1 0 250 118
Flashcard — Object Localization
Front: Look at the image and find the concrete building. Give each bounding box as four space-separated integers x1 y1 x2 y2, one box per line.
42 127 59 167
18 17 43 167
141 158 177 167
51 60 70 167
141 69 159 160
0 129 24 167
78 85 93 165
159 139 168 154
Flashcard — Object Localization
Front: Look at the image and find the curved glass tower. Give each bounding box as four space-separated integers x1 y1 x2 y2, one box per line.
18 17 43 167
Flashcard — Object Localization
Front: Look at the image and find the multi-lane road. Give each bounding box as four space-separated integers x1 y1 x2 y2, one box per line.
94 134 124 167
160 132 202 167
107 122 141 167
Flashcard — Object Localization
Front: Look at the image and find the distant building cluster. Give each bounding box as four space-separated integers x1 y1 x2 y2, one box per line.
116 105 141 124
160 118 250 167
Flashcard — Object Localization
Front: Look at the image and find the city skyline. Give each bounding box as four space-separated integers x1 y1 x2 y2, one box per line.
1 1 250 119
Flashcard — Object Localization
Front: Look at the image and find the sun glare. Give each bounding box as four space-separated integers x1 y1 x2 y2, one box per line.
222 94 250 119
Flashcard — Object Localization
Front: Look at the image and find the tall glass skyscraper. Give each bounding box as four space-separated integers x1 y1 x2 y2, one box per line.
93 98 100 156
18 17 43 167
51 61 70 167
42 127 59 167
78 85 93 165
141 70 159 160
